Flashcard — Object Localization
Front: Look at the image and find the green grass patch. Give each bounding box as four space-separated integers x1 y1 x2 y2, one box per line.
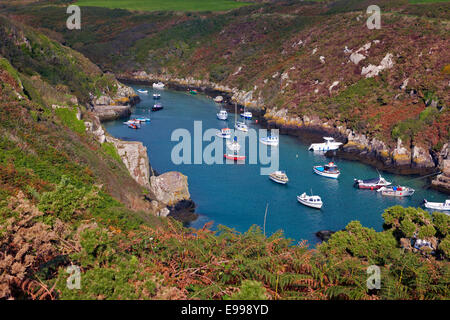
75 0 253 12
101 142 121 163
55 107 85 134
408 0 450 3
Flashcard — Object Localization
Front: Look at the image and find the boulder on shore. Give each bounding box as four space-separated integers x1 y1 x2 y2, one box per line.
150 171 191 206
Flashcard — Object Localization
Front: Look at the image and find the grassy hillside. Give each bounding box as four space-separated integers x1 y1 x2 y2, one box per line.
75 0 254 12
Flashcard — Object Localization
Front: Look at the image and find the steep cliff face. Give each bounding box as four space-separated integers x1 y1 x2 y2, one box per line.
107 137 151 189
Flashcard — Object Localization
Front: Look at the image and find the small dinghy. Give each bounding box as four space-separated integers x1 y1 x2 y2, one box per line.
354 174 391 190
216 128 231 139
309 137 342 151
153 82 165 89
377 185 415 197
226 136 241 151
297 192 323 209
313 162 340 179
137 89 148 94
423 199 450 211
224 153 246 161
260 136 279 146
217 109 228 120
235 121 248 133
153 93 161 99
152 103 163 111
269 171 288 184
190 89 198 95
240 111 252 120
127 123 139 129
214 96 223 103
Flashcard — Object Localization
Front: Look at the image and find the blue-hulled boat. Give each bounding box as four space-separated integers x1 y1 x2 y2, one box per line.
313 162 340 179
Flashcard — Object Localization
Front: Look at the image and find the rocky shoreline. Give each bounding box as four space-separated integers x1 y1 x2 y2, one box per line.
117 72 449 194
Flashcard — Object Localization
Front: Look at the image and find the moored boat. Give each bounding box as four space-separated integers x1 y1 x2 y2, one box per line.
309 137 342 151
153 82 165 89
226 136 241 151
313 162 340 179
216 128 231 139
423 199 450 211
124 119 141 125
377 186 415 197
240 111 252 120
235 121 248 133
217 109 228 120
190 89 198 95
260 136 279 146
269 171 289 184
224 153 246 161
137 89 148 94
153 93 161 99
297 193 323 209
354 175 391 190
127 123 139 129
135 117 151 122
152 103 163 111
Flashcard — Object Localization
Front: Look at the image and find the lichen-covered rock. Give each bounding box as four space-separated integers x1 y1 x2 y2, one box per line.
392 138 411 166
412 145 434 168
150 171 191 206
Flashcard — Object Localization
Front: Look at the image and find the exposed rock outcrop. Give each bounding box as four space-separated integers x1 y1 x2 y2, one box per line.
107 137 151 189
149 171 191 206
93 104 131 121
432 144 450 194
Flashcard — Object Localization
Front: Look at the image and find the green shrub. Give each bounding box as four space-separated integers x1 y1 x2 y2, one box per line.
38 176 99 223
225 280 268 300
55 107 85 134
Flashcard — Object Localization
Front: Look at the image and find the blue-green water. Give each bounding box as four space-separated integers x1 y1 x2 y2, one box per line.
104 86 447 245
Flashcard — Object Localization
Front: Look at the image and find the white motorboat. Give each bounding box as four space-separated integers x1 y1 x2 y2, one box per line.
377 186 415 197
269 171 288 184
297 193 323 209
216 128 231 139
423 199 450 211
124 119 141 125
153 82 165 89
235 121 248 133
309 137 342 151
226 136 241 151
260 136 279 146
313 162 340 179
153 93 161 99
240 111 252 120
137 89 148 94
214 96 223 103
217 109 228 120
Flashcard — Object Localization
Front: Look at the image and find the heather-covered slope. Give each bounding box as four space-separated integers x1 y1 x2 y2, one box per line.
6 0 449 180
